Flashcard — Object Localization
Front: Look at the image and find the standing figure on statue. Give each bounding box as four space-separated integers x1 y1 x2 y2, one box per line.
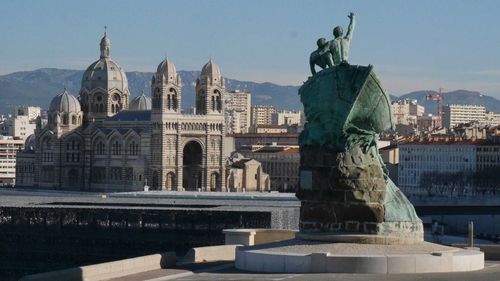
329 12 355 65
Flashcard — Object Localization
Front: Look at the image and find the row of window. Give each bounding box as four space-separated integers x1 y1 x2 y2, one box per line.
152 88 178 110
477 147 500 152
94 141 140 156
66 152 81 162
43 152 54 162
17 163 34 173
195 93 223 113
48 114 82 126
66 140 81 151
91 167 143 183
402 155 471 162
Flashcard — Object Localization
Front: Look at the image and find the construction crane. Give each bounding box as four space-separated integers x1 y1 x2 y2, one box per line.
426 87 444 128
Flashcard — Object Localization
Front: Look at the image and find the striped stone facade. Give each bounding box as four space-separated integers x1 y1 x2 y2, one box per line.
15 33 227 192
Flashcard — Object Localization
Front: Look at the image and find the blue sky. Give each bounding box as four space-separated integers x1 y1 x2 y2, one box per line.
1 0 500 97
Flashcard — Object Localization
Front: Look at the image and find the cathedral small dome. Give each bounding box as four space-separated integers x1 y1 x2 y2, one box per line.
155 58 180 85
200 59 222 80
100 33 111 49
49 89 81 113
130 91 152 111
24 134 36 151
156 58 177 77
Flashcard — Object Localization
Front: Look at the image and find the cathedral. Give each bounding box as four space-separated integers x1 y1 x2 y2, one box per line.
15 32 231 192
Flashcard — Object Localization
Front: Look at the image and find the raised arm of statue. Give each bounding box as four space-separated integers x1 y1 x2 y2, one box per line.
345 12 355 41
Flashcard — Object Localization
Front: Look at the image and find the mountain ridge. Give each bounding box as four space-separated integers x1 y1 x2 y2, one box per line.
1 68 499 115
398 89 500 114
0 68 302 114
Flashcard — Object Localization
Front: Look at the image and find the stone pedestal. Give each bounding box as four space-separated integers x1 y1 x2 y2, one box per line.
297 146 423 243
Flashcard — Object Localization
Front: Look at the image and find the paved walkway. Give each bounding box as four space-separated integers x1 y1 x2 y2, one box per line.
103 261 500 281
104 262 233 281
106 269 187 281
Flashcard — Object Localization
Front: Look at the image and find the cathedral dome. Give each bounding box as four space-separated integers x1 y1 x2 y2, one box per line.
130 91 152 111
49 89 81 113
81 33 129 94
200 59 222 80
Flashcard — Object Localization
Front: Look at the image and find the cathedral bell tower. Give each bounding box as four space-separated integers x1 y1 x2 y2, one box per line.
150 58 182 190
151 58 182 119
195 59 225 115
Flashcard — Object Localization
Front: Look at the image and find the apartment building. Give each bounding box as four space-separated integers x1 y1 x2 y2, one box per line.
0 136 25 185
442 104 486 128
225 90 251 133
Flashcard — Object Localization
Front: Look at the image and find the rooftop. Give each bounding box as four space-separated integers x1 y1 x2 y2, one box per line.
255 124 288 129
277 147 299 154
399 137 495 145
379 144 398 151
232 133 299 138
106 110 151 122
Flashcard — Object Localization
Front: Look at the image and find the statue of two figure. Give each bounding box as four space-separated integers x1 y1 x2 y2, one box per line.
310 12 355 75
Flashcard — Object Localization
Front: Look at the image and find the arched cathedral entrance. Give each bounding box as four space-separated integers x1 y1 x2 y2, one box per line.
183 141 203 191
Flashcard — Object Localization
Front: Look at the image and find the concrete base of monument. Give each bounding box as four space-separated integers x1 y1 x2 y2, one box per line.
298 221 425 244
295 233 422 245
235 239 484 273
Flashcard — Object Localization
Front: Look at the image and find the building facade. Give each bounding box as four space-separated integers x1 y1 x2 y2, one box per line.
379 144 398 183
225 153 270 192
16 106 41 122
15 33 228 192
250 124 288 134
225 90 251 134
398 137 500 196
442 104 486 128
391 99 424 126
250 105 276 129
0 106 42 140
271 110 303 126
484 111 500 126
417 114 441 132
239 144 299 192
233 132 299 150
0 136 24 186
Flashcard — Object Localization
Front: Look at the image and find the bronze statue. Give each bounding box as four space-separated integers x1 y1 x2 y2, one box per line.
330 12 355 65
298 12 423 244
309 38 334 75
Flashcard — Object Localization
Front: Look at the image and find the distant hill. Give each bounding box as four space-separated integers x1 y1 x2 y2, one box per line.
0 68 301 114
1 68 500 115
396 90 500 114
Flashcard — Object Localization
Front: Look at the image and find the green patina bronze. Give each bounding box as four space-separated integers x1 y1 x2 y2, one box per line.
300 64 393 151
297 13 423 243
309 12 355 75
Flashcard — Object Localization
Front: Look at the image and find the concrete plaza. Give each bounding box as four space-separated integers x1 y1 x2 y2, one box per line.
106 261 500 281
